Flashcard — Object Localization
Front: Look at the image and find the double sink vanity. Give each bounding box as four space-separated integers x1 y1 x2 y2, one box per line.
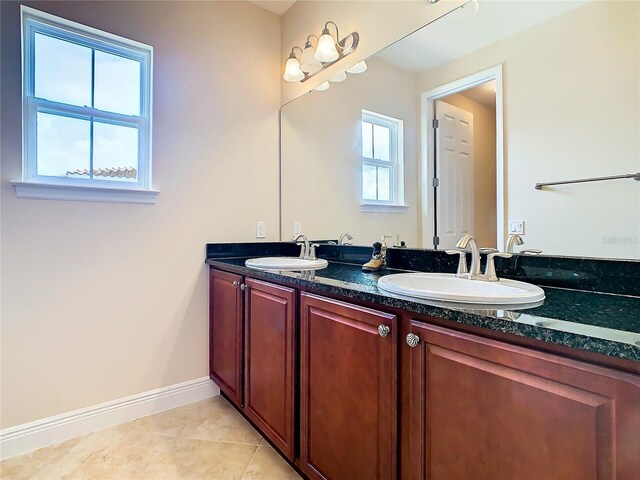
205 241 639 480
208 1 640 478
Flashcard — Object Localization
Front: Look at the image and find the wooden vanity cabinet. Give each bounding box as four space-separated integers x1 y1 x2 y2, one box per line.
209 269 244 406
210 267 639 480
299 293 397 480
209 271 297 460
405 321 640 480
243 279 297 460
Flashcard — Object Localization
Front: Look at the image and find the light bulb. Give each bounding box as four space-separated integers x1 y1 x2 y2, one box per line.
329 71 347 83
314 82 330 91
283 54 304 82
346 61 367 74
314 29 339 63
300 42 321 73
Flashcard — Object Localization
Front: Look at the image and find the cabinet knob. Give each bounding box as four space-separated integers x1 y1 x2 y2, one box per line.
240 283 247 291
378 324 391 337
232 281 240 287
406 333 420 347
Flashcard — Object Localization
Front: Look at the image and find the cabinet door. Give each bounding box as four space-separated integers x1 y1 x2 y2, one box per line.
300 293 397 480
406 322 640 480
244 279 296 460
209 269 244 407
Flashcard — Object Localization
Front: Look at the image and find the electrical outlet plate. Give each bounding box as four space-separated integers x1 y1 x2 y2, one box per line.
293 222 302 237
256 221 266 239
508 220 525 235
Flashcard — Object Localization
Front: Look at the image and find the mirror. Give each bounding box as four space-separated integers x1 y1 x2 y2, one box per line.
281 0 640 259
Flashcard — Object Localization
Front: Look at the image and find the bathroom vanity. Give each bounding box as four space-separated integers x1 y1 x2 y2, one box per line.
207 1 640 477
206 243 639 480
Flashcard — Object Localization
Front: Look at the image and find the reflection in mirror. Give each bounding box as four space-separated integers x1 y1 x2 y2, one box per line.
281 0 640 259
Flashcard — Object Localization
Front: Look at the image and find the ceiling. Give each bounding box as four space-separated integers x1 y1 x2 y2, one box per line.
457 80 496 109
377 0 589 73
248 0 296 16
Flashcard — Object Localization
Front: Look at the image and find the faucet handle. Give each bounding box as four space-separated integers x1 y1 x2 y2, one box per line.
484 251 513 281
446 249 469 278
520 249 542 255
479 247 498 254
309 243 320 260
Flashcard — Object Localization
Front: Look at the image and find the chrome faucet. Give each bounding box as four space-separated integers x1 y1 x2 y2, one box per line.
455 234 512 282
293 234 310 259
338 232 353 245
506 234 524 253
293 234 320 260
455 235 482 279
506 234 542 255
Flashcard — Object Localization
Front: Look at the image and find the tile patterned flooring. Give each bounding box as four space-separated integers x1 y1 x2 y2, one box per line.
0 396 302 480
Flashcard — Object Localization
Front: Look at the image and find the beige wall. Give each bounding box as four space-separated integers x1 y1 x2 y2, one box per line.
0 0 281 428
281 57 420 247
280 0 463 105
441 92 497 247
418 1 639 258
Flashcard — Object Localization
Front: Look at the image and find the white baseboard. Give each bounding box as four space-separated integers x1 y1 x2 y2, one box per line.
0 377 219 460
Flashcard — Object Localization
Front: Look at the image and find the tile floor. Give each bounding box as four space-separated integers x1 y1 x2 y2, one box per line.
0 396 302 480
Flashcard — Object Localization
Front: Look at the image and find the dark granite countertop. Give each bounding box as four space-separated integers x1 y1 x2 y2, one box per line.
205 256 640 363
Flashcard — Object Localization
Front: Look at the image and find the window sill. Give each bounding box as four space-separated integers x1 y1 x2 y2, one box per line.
360 203 410 213
12 181 159 204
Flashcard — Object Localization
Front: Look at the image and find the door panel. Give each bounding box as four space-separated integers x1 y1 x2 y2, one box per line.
244 279 296 460
209 269 244 406
300 293 397 480
407 322 640 480
436 100 474 250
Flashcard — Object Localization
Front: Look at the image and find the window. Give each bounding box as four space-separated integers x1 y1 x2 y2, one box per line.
361 110 404 207
15 7 156 204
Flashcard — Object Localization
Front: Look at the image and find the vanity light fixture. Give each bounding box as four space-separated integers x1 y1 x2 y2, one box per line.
300 35 321 73
282 20 360 83
283 47 304 82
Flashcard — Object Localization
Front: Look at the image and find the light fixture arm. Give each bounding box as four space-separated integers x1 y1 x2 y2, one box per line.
323 21 340 42
289 46 303 58
337 32 359 56
305 34 319 48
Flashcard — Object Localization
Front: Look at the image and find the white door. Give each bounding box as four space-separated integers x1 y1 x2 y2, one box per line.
435 100 475 250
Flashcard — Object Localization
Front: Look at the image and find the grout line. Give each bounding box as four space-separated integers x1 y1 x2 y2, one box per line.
239 440 262 480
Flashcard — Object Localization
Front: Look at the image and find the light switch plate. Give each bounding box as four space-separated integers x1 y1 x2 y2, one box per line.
293 222 302 237
508 220 525 235
256 221 266 239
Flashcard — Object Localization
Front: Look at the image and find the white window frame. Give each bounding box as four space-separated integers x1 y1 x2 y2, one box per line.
361 110 406 211
13 6 157 204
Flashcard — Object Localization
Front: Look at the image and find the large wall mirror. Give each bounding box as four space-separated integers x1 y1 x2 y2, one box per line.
281 0 640 259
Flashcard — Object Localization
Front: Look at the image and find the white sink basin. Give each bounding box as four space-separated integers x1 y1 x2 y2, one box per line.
378 273 545 305
245 257 328 271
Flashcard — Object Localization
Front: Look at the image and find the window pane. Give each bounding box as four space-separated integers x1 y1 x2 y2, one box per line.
34 33 92 107
373 124 390 161
363 164 377 200
37 112 90 177
378 166 391 201
93 121 139 182
94 51 141 115
362 121 373 158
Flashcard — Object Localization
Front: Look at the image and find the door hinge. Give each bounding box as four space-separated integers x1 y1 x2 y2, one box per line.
433 236 440 246
432 177 440 187
432 118 439 129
